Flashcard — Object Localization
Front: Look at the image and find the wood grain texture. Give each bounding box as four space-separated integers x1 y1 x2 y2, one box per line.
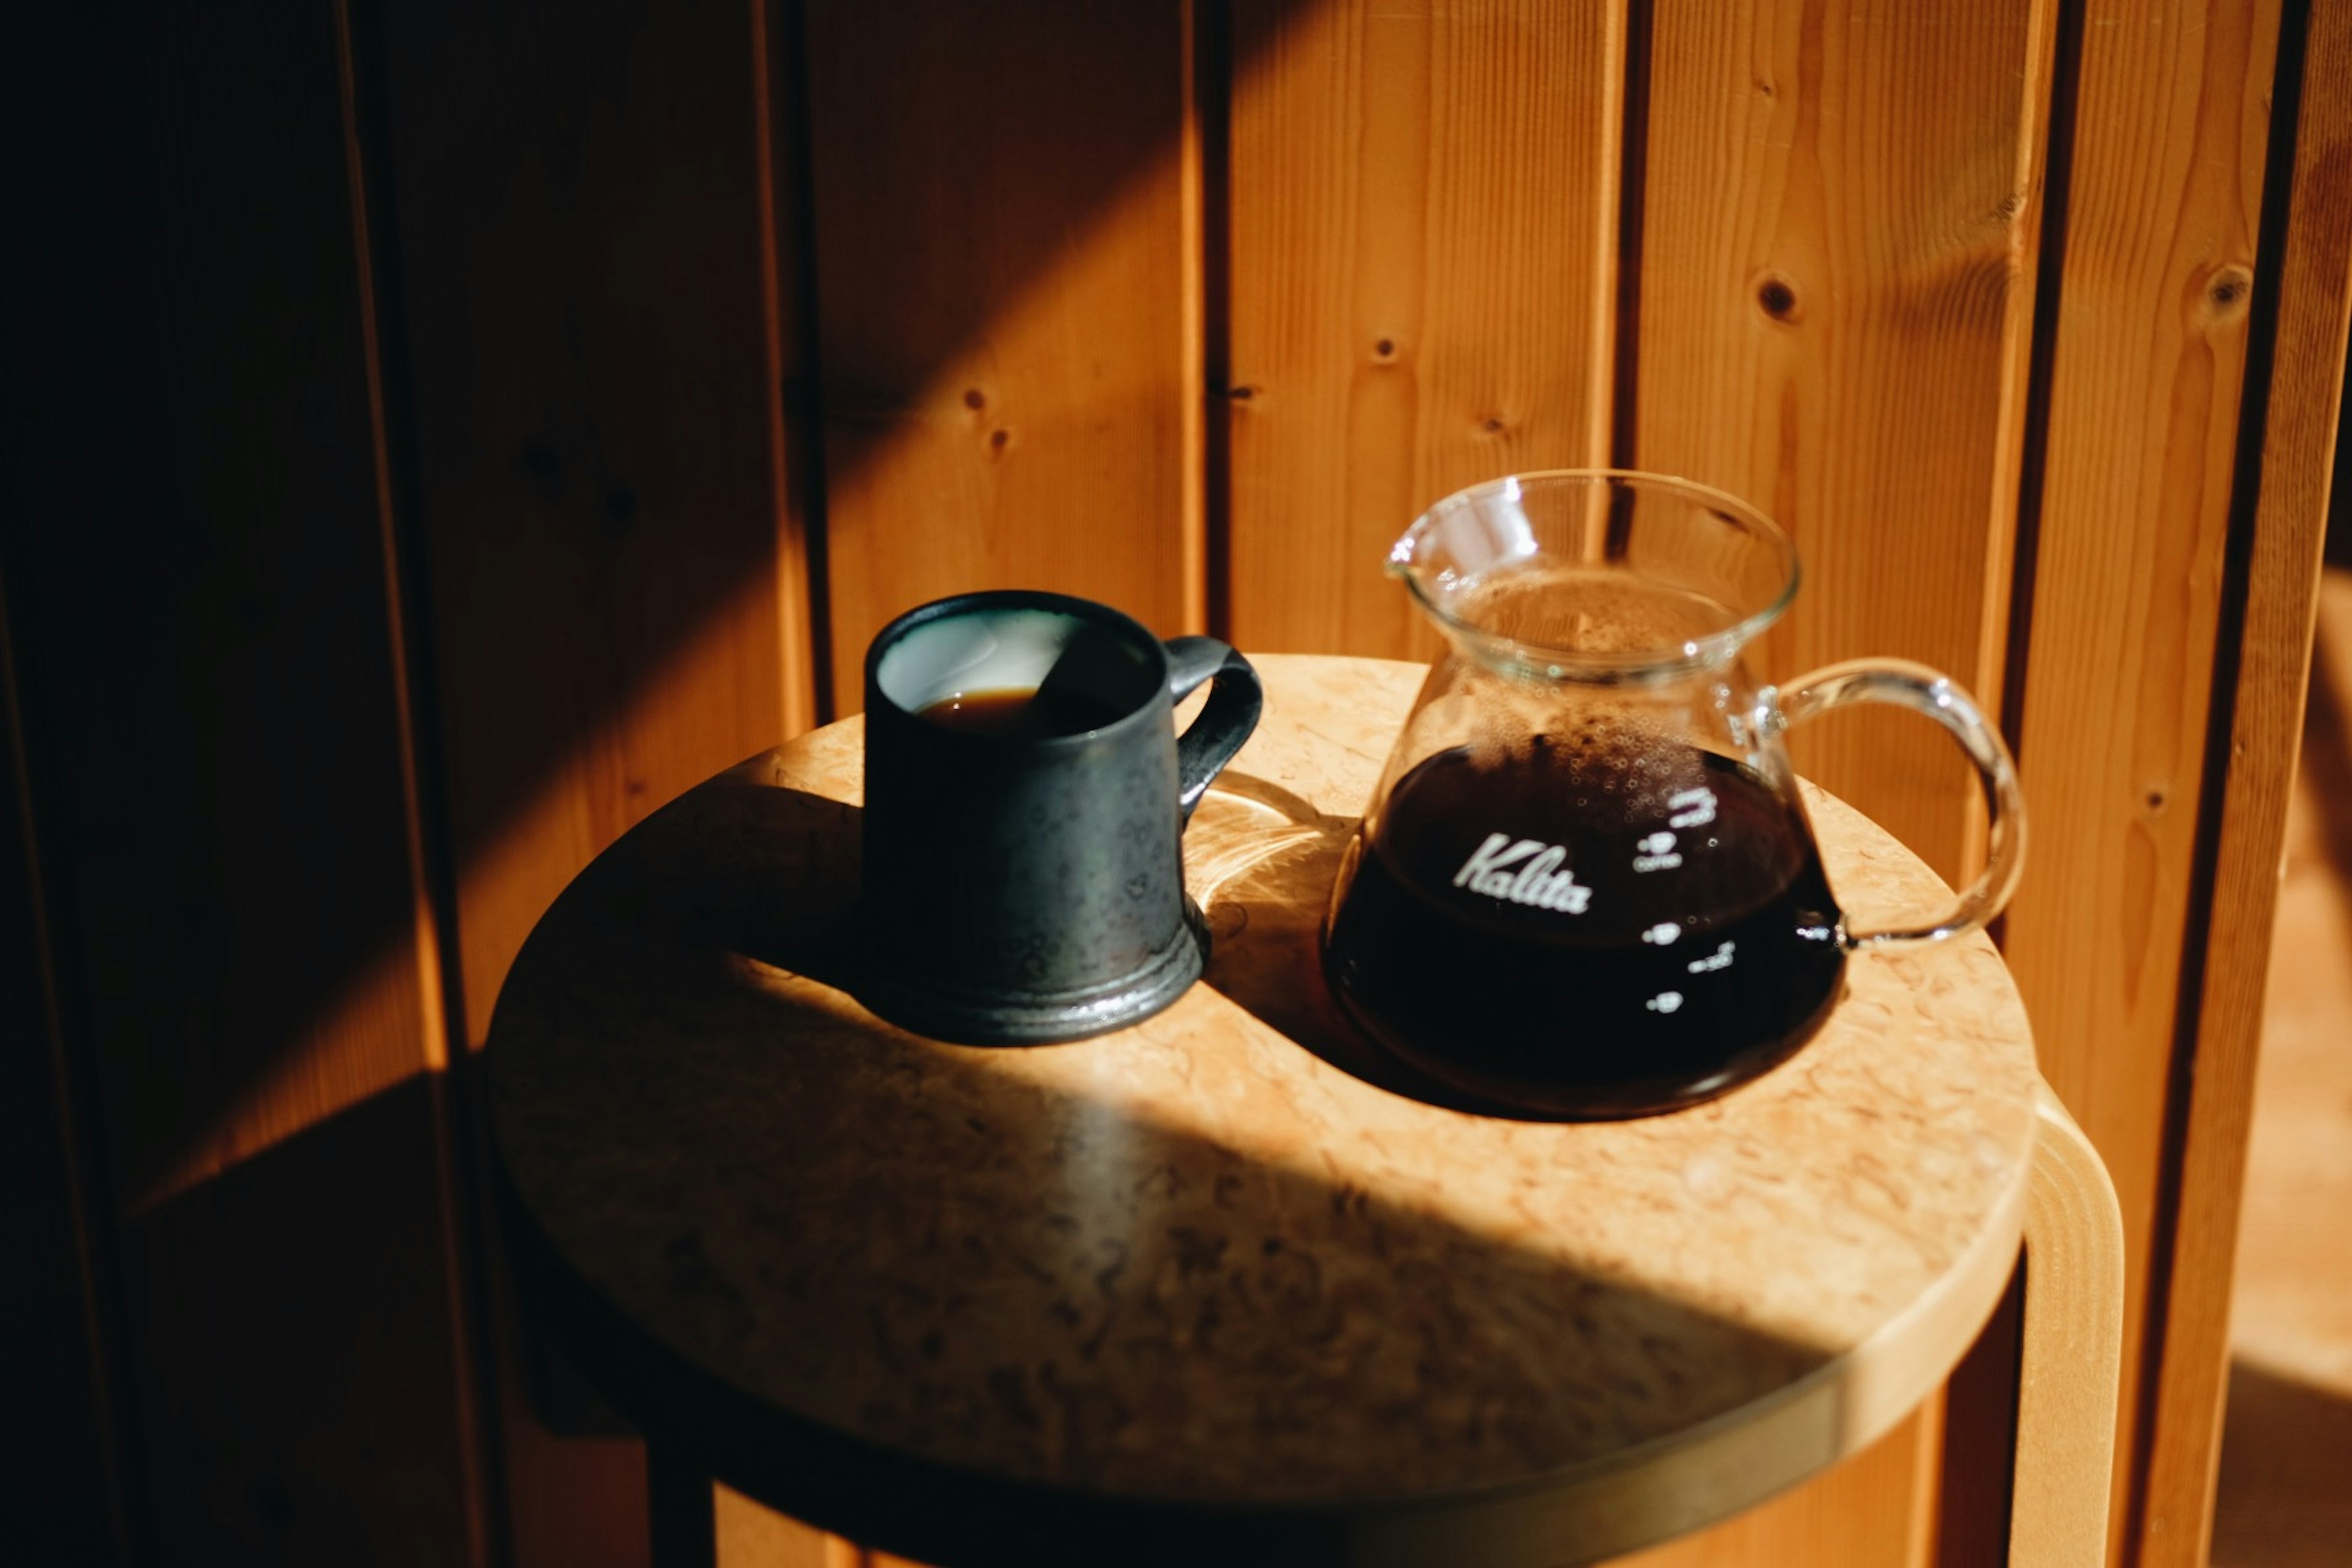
371 2 817 1562
2011 1090 2127 1567
1995 2 2286 1558
1630 0 2053 892
1936 1261 2026 1568
2137 3 2352 1560
802 0 1197 712
1605 1408 1940 1568
2209 568 2352 1568
375 0 808 1054
0 1 486 1558
489 655 2043 1565
1624 6 2054 1562
1223 0 1623 659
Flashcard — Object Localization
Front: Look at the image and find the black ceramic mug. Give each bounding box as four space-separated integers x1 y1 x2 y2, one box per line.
854 590 1262 1044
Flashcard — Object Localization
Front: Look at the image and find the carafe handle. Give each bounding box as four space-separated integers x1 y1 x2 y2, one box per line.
1764 658 2026 951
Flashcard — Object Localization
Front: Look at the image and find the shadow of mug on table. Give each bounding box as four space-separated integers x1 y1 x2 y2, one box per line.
850 590 1262 1046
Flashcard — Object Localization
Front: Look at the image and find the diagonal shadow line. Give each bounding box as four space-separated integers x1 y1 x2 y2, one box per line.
7 0 1343 1212
369 0 1338 1055
481 767 2013 1568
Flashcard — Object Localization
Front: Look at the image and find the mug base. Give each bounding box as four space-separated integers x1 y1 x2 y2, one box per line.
850 899 1210 1046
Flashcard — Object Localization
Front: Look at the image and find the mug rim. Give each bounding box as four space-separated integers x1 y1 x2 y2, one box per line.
864 589 1171 747
1393 468 1803 682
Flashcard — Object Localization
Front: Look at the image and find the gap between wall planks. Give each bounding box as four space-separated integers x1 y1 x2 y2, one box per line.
0 0 491 1558
2133 0 2352 1559
1999 1 2286 1560
375 0 804 1060
334 0 500 1559
1629 0 2053 894
760 0 834 736
369 0 822 1561
1623 3 2055 1562
1221 0 1623 661
23 1 2298 1563
801 0 1199 716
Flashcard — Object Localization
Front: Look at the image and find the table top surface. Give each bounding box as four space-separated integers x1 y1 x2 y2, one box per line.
487 654 2042 1561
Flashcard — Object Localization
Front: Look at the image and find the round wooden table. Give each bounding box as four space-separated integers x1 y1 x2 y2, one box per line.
486 655 2120 1567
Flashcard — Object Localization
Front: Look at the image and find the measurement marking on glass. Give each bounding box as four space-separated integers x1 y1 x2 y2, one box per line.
1632 831 1683 873
1667 786 1717 829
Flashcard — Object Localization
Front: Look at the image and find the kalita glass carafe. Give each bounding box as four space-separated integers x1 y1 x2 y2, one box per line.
1322 470 2025 1119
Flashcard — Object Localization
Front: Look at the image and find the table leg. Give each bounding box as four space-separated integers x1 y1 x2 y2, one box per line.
714 1483 870 1566
647 1443 717 1568
2010 1085 2126 1566
648 1452 872 1568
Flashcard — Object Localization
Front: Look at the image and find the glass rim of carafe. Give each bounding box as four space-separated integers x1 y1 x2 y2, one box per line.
1390 468 1801 685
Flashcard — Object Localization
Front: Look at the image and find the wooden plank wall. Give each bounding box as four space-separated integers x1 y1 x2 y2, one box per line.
2132 1 2352 1558
1224 0 1622 656
1 1 489 1561
6 1 2343 1566
804 0 1201 699
2002 1 2286 1558
368 0 821 1556
1630 0 2055 888
1621 4 2057 1561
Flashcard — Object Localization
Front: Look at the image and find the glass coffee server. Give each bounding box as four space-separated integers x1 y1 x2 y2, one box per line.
1322 470 2025 1118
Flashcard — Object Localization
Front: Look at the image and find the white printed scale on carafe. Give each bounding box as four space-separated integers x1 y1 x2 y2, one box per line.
1322 471 2024 1120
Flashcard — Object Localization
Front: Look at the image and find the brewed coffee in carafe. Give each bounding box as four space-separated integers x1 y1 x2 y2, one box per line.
1323 473 2026 1119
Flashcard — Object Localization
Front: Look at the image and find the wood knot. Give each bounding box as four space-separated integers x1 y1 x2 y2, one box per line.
962 387 987 410
1479 415 1507 435
1373 337 1397 360
988 427 1011 450
1227 384 1257 402
2203 264 2253 316
1756 274 1801 322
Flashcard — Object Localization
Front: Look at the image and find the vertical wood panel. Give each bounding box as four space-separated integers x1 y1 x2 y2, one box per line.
374 1 818 1562
1626 4 2052 1562
1632 0 2052 889
1997 2 2285 1558
1223 0 1623 658
2136 2 2352 1559
1608 1405 1939 1568
377 0 811 1055
803 0 1197 711
0 2 488 1559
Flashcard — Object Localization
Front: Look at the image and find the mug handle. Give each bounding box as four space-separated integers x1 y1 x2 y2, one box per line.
1163 637 1264 822
1765 658 2026 951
